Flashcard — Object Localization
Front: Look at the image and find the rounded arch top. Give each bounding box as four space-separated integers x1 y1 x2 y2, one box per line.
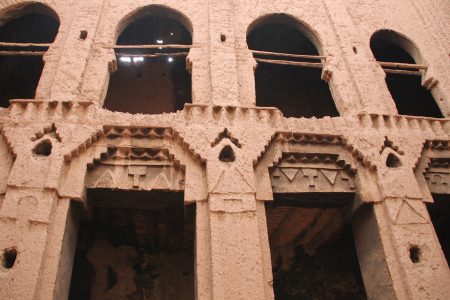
0 1 60 26
0 1 60 43
114 4 193 44
370 29 423 64
246 13 323 55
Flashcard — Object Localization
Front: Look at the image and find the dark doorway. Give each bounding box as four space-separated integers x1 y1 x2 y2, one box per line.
0 3 59 108
370 31 443 118
427 194 450 266
247 15 338 118
266 193 366 300
103 8 192 114
69 190 195 300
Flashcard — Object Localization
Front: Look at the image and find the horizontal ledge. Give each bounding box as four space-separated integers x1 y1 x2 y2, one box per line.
250 49 326 60
0 50 45 56
104 44 197 49
383 68 422 76
378 61 428 70
116 52 188 58
255 58 323 68
0 42 52 47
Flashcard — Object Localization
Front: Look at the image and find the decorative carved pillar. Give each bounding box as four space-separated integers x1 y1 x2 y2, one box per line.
205 138 273 299
208 0 240 105
50 0 104 101
0 123 84 300
352 140 450 299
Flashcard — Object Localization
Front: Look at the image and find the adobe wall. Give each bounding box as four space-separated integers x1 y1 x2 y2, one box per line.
0 0 449 299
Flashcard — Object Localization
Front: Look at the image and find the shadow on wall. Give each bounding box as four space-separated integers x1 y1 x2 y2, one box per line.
247 14 339 118
103 7 192 115
0 3 59 108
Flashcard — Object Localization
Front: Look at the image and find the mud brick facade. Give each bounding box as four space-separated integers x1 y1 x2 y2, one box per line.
0 1 449 299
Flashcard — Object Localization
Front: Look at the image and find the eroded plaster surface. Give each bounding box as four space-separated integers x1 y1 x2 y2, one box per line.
0 0 449 299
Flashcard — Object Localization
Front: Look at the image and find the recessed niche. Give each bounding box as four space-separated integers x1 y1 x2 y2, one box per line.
220 34 226 42
33 139 52 156
219 145 235 162
386 153 402 168
409 245 421 263
1 247 17 269
79 30 88 40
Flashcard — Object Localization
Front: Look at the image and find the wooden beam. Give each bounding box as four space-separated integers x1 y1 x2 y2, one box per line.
0 50 45 56
378 61 427 70
105 44 196 49
255 58 323 68
383 68 422 76
250 49 326 60
0 42 51 48
116 52 188 58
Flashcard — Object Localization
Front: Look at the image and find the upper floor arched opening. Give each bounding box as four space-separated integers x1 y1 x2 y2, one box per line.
0 3 59 108
247 14 338 118
370 30 443 118
103 6 192 115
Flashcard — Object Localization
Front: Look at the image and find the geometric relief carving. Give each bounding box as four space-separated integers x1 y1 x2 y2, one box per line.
270 153 356 193
424 158 450 194
86 147 184 191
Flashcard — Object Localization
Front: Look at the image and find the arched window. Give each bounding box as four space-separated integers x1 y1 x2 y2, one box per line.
370 30 443 118
0 3 59 108
247 14 338 118
103 6 192 114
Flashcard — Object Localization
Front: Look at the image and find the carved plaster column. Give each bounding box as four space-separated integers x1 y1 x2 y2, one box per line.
49 0 104 101
352 142 450 299
0 124 83 300
205 140 273 299
319 0 395 115
208 0 240 105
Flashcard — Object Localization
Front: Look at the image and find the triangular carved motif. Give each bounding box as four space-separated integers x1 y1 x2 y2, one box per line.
272 168 281 178
320 170 338 184
395 200 428 225
95 170 116 188
281 168 299 182
212 168 254 193
151 173 172 190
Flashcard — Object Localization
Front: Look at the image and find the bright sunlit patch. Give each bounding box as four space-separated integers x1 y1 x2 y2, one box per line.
120 57 131 63
133 57 144 63
156 39 164 44
167 57 174 63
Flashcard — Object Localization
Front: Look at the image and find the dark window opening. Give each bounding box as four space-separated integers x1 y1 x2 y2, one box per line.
0 4 59 108
370 31 443 118
247 15 338 118
69 189 195 300
427 194 450 266
103 8 192 114
266 193 366 300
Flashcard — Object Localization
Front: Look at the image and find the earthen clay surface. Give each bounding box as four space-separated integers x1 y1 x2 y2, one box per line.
0 1 449 299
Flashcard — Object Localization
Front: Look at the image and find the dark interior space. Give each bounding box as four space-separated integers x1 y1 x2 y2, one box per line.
247 16 338 118
427 194 450 266
370 32 443 118
266 193 366 300
103 10 192 114
0 4 59 108
69 189 195 300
